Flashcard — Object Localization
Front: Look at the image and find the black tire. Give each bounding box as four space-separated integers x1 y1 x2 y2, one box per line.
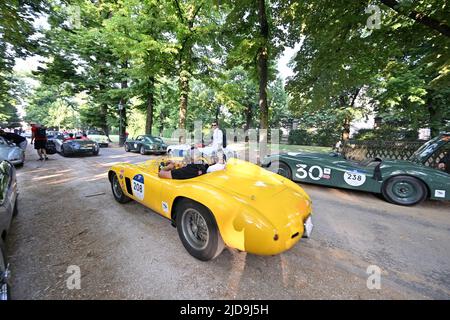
140 146 147 155
0 242 11 300
382 175 427 206
61 146 67 157
176 199 224 261
268 161 292 180
124 143 130 152
111 173 132 203
93 149 99 156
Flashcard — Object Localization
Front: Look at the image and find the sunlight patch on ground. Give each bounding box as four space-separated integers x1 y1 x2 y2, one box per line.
32 173 64 181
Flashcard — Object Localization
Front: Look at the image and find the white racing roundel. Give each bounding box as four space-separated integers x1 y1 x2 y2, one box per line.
344 171 366 187
132 174 145 200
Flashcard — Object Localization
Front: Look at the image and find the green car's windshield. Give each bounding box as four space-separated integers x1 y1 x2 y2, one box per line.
145 136 163 143
410 136 442 163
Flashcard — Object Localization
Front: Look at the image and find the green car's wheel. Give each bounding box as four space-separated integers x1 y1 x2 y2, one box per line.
268 161 292 180
382 175 427 206
176 199 224 261
124 143 130 152
111 173 131 204
140 146 147 155
61 146 67 157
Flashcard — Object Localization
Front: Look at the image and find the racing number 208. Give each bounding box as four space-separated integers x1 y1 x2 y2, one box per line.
133 181 143 193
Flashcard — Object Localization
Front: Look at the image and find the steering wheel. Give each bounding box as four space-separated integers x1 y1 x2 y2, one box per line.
329 151 342 157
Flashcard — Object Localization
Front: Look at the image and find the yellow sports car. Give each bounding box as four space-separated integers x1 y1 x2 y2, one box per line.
108 158 313 261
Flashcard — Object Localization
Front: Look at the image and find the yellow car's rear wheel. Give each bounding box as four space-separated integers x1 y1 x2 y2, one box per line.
176 200 224 261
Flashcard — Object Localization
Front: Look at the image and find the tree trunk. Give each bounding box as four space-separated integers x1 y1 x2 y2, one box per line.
178 56 190 143
244 104 253 131
380 0 450 38
145 77 155 135
98 83 110 140
119 81 128 147
159 111 164 136
100 104 109 139
428 97 442 138
257 0 269 161
244 105 253 142
118 61 129 146
342 117 351 141
257 0 269 131
215 105 220 124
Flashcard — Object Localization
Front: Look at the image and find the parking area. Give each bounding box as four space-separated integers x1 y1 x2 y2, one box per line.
5 145 450 299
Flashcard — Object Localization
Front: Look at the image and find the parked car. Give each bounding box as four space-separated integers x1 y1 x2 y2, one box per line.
53 133 100 157
0 137 24 167
86 130 109 148
124 135 167 155
21 130 32 139
0 160 19 300
45 132 58 155
166 143 238 161
262 133 450 206
108 158 313 261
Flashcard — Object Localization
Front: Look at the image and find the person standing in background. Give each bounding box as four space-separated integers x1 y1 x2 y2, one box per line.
210 122 223 151
33 124 48 161
30 122 37 145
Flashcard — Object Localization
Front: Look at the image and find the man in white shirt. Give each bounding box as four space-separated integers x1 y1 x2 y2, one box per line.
210 122 223 151
198 122 225 159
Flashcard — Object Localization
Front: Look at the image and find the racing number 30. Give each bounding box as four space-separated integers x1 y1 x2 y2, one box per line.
296 164 323 181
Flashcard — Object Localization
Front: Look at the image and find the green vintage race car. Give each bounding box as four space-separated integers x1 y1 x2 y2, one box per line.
262 133 450 206
124 134 168 155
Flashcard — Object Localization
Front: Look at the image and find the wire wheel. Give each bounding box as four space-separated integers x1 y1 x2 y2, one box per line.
111 173 131 203
176 200 224 261
181 208 209 250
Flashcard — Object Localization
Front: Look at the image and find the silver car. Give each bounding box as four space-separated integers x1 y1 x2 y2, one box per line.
53 133 100 157
0 137 24 166
0 160 18 300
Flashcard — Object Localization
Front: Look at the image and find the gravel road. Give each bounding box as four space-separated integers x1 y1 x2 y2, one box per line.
5 144 450 299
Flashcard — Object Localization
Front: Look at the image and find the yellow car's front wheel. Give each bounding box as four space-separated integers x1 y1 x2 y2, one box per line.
176 199 224 261
111 173 131 204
